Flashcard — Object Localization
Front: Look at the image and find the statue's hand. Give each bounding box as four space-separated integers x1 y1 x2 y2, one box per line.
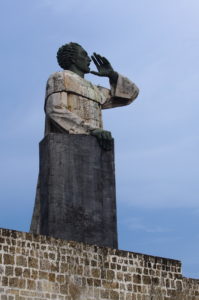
91 128 113 151
90 53 118 82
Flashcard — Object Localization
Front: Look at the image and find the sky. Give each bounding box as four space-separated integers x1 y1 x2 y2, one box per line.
0 0 198 278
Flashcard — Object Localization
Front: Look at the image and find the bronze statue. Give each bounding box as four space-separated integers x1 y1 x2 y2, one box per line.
44 42 139 150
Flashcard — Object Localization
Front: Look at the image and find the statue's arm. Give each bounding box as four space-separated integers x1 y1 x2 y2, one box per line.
45 92 96 134
101 74 139 109
90 53 139 109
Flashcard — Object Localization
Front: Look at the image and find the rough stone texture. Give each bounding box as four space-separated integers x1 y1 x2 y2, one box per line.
31 133 118 249
0 228 199 300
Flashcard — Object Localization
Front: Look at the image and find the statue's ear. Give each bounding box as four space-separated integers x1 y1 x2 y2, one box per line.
70 57 76 64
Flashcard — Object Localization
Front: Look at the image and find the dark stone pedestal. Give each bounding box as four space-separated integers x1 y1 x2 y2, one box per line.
31 133 118 248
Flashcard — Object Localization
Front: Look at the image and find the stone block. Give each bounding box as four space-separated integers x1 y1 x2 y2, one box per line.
39 271 48 280
15 267 22 277
5 266 13 276
91 268 100 278
2 276 8 286
4 254 14 265
49 273 55 282
31 269 38 280
16 256 27 267
27 279 36 290
133 274 141 284
87 278 93 286
124 273 132 282
110 290 119 300
23 268 30 278
107 269 115 280
143 275 151 285
28 257 38 269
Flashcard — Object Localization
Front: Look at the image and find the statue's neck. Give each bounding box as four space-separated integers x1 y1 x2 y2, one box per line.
67 65 85 78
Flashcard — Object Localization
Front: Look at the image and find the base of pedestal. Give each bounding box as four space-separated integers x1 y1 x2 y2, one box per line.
30 133 118 249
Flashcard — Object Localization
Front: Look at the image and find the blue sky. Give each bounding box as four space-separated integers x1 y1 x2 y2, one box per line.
0 0 199 278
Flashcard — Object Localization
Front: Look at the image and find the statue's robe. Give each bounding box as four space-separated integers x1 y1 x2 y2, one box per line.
44 70 139 134
30 70 139 234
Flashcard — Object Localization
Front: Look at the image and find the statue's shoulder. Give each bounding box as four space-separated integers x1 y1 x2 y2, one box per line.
46 71 80 96
47 70 76 82
45 71 106 104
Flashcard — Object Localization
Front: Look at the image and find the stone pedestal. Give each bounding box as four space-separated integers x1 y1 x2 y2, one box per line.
31 133 118 248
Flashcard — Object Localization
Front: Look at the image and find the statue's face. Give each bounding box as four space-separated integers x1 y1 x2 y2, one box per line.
74 46 91 74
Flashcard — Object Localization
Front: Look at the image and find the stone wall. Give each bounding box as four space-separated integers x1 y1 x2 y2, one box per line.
0 228 198 300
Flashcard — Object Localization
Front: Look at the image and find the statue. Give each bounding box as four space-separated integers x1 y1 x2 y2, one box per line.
44 42 139 149
30 42 139 248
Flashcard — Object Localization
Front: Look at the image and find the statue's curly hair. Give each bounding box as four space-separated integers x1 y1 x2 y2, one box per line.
57 42 82 70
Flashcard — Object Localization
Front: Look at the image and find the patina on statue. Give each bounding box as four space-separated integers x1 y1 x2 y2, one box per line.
30 42 139 248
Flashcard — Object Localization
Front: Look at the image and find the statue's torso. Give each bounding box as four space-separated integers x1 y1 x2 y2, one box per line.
45 70 107 134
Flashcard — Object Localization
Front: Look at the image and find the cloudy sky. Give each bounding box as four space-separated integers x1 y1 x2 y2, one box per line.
0 0 198 278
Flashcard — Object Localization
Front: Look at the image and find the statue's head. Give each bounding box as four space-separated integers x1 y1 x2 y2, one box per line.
57 42 91 76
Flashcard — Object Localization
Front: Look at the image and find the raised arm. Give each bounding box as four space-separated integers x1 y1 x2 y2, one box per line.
91 52 118 84
91 53 139 109
89 53 139 149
